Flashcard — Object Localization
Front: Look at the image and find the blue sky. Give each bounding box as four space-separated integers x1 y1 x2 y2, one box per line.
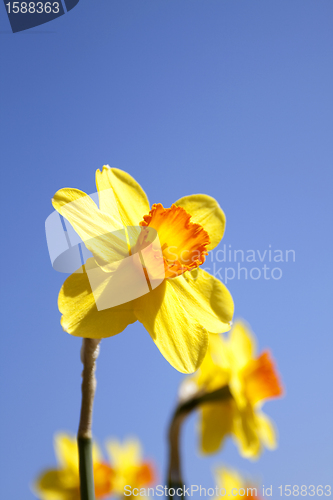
1 0 332 498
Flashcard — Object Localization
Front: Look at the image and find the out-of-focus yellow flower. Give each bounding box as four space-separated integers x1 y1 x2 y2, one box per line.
53 167 234 373
106 438 155 498
33 433 113 500
186 320 283 458
214 467 261 499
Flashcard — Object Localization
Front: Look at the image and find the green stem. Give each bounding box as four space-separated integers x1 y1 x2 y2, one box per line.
78 437 95 500
77 338 100 500
167 385 232 499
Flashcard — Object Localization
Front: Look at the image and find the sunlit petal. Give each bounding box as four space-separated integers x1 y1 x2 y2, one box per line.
96 166 150 226
175 194 225 250
59 258 137 338
134 280 209 374
200 401 234 454
171 268 234 334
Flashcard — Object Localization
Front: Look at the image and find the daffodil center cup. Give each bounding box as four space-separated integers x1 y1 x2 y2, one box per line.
139 203 210 279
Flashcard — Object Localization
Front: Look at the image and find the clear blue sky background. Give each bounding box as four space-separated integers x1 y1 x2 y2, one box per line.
1 1 332 498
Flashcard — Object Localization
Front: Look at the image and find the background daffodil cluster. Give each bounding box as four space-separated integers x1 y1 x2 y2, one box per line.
34 434 155 500
181 320 283 458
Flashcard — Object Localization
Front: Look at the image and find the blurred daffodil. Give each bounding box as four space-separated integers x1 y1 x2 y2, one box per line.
53 167 234 373
106 438 155 498
185 320 283 458
214 467 261 499
34 433 113 500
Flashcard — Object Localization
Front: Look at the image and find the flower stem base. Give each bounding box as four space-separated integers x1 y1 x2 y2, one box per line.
78 437 95 500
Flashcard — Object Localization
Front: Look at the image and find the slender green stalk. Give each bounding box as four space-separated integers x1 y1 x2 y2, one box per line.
77 338 101 500
167 385 232 499
78 437 95 500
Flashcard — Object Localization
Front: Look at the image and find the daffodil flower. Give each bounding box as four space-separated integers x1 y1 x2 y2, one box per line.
105 438 155 498
185 320 283 458
52 167 234 373
33 433 113 500
214 467 261 500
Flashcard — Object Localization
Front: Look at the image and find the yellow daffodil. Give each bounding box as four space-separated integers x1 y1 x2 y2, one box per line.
106 438 155 498
52 167 234 373
33 433 113 500
186 320 283 458
214 467 261 499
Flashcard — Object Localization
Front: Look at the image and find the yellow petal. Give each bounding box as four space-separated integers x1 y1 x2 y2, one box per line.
54 434 79 471
215 467 243 493
106 438 142 468
232 405 261 459
105 439 154 496
133 280 209 373
96 166 150 226
170 268 234 334
52 188 127 265
256 411 277 450
34 469 79 500
228 320 256 371
200 401 234 454
175 194 225 250
59 258 137 338
194 334 230 393
207 333 230 366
